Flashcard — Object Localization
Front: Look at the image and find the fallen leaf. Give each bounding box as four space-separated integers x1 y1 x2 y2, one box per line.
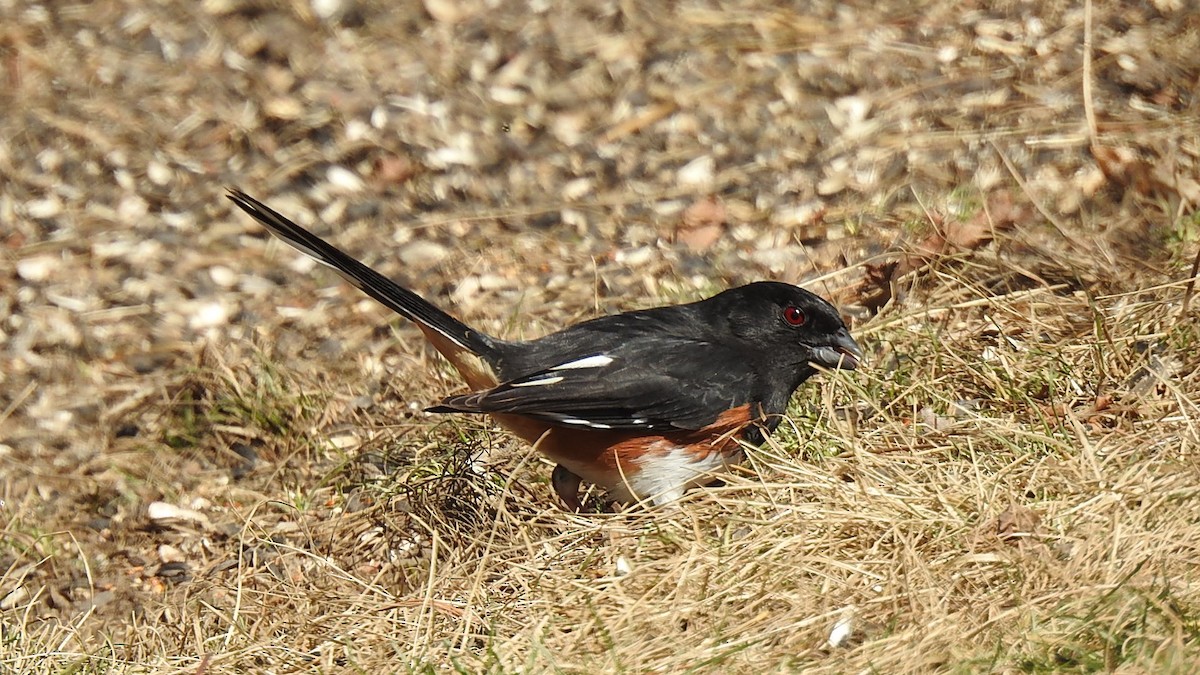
373 154 418 186
994 504 1042 545
675 196 726 253
852 190 1032 313
1090 143 1196 205
857 260 898 312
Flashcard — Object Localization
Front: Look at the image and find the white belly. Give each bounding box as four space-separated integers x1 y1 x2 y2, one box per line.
626 442 742 505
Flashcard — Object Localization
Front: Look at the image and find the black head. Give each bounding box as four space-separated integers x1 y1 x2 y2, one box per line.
711 281 862 371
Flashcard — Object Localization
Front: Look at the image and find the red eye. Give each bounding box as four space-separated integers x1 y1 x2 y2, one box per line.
783 306 806 326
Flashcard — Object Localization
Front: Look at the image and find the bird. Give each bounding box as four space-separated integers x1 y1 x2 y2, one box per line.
227 189 862 509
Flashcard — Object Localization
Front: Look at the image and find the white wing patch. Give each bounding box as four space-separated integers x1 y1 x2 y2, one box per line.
542 412 650 430
551 354 614 370
511 375 564 387
555 416 613 429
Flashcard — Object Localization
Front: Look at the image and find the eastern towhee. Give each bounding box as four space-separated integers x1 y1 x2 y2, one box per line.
228 190 862 509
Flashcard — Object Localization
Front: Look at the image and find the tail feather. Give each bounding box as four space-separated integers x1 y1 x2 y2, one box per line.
227 189 502 363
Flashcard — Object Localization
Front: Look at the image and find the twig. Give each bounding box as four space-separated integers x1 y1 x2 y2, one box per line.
0 380 37 427
991 140 1072 239
1082 0 1098 143
1183 244 1200 317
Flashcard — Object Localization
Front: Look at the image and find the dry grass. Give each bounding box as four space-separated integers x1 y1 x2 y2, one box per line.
4 0 1200 673
6 240 1200 673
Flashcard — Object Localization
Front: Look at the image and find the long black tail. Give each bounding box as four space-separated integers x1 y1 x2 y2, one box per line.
227 189 503 361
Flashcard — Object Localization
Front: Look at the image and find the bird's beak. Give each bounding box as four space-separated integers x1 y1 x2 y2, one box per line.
808 329 863 370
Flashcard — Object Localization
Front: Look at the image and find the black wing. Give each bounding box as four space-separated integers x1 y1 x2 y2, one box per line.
426 338 762 431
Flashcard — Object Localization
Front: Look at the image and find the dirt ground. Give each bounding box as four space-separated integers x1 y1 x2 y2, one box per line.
3 0 1200 672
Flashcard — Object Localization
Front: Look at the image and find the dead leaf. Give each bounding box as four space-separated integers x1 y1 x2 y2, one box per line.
675 195 726 253
852 190 1031 313
918 405 956 431
857 260 898 312
900 190 1026 274
973 504 1045 552
1089 143 1195 204
994 504 1041 542
373 154 418 186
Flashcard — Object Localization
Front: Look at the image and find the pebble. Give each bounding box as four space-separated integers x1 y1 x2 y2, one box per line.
677 155 715 186
161 211 196 229
614 555 632 576
652 199 687 216
399 240 449 267
749 247 799 273
827 611 856 648
326 166 365 193
561 177 593 201
187 301 231 330
327 432 361 450
771 200 826 228
17 255 57 282
451 273 514 306
264 97 303 120
0 587 29 611
36 148 63 173
345 119 371 142
489 86 526 105
238 274 278 294
422 0 465 23
615 246 655 267
287 252 318 274
208 265 239 288
427 145 479 168
147 160 172 186
25 196 63 219
370 106 389 129
311 0 352 21
158 544 186 564
118 194 149 221
147 500 208 525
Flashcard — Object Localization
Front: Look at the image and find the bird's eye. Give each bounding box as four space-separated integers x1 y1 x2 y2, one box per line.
783 306 806 326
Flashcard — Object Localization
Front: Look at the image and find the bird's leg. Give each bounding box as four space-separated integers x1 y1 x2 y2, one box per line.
551 464 583 511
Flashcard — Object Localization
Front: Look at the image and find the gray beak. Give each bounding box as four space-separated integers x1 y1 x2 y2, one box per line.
808 329 863 370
